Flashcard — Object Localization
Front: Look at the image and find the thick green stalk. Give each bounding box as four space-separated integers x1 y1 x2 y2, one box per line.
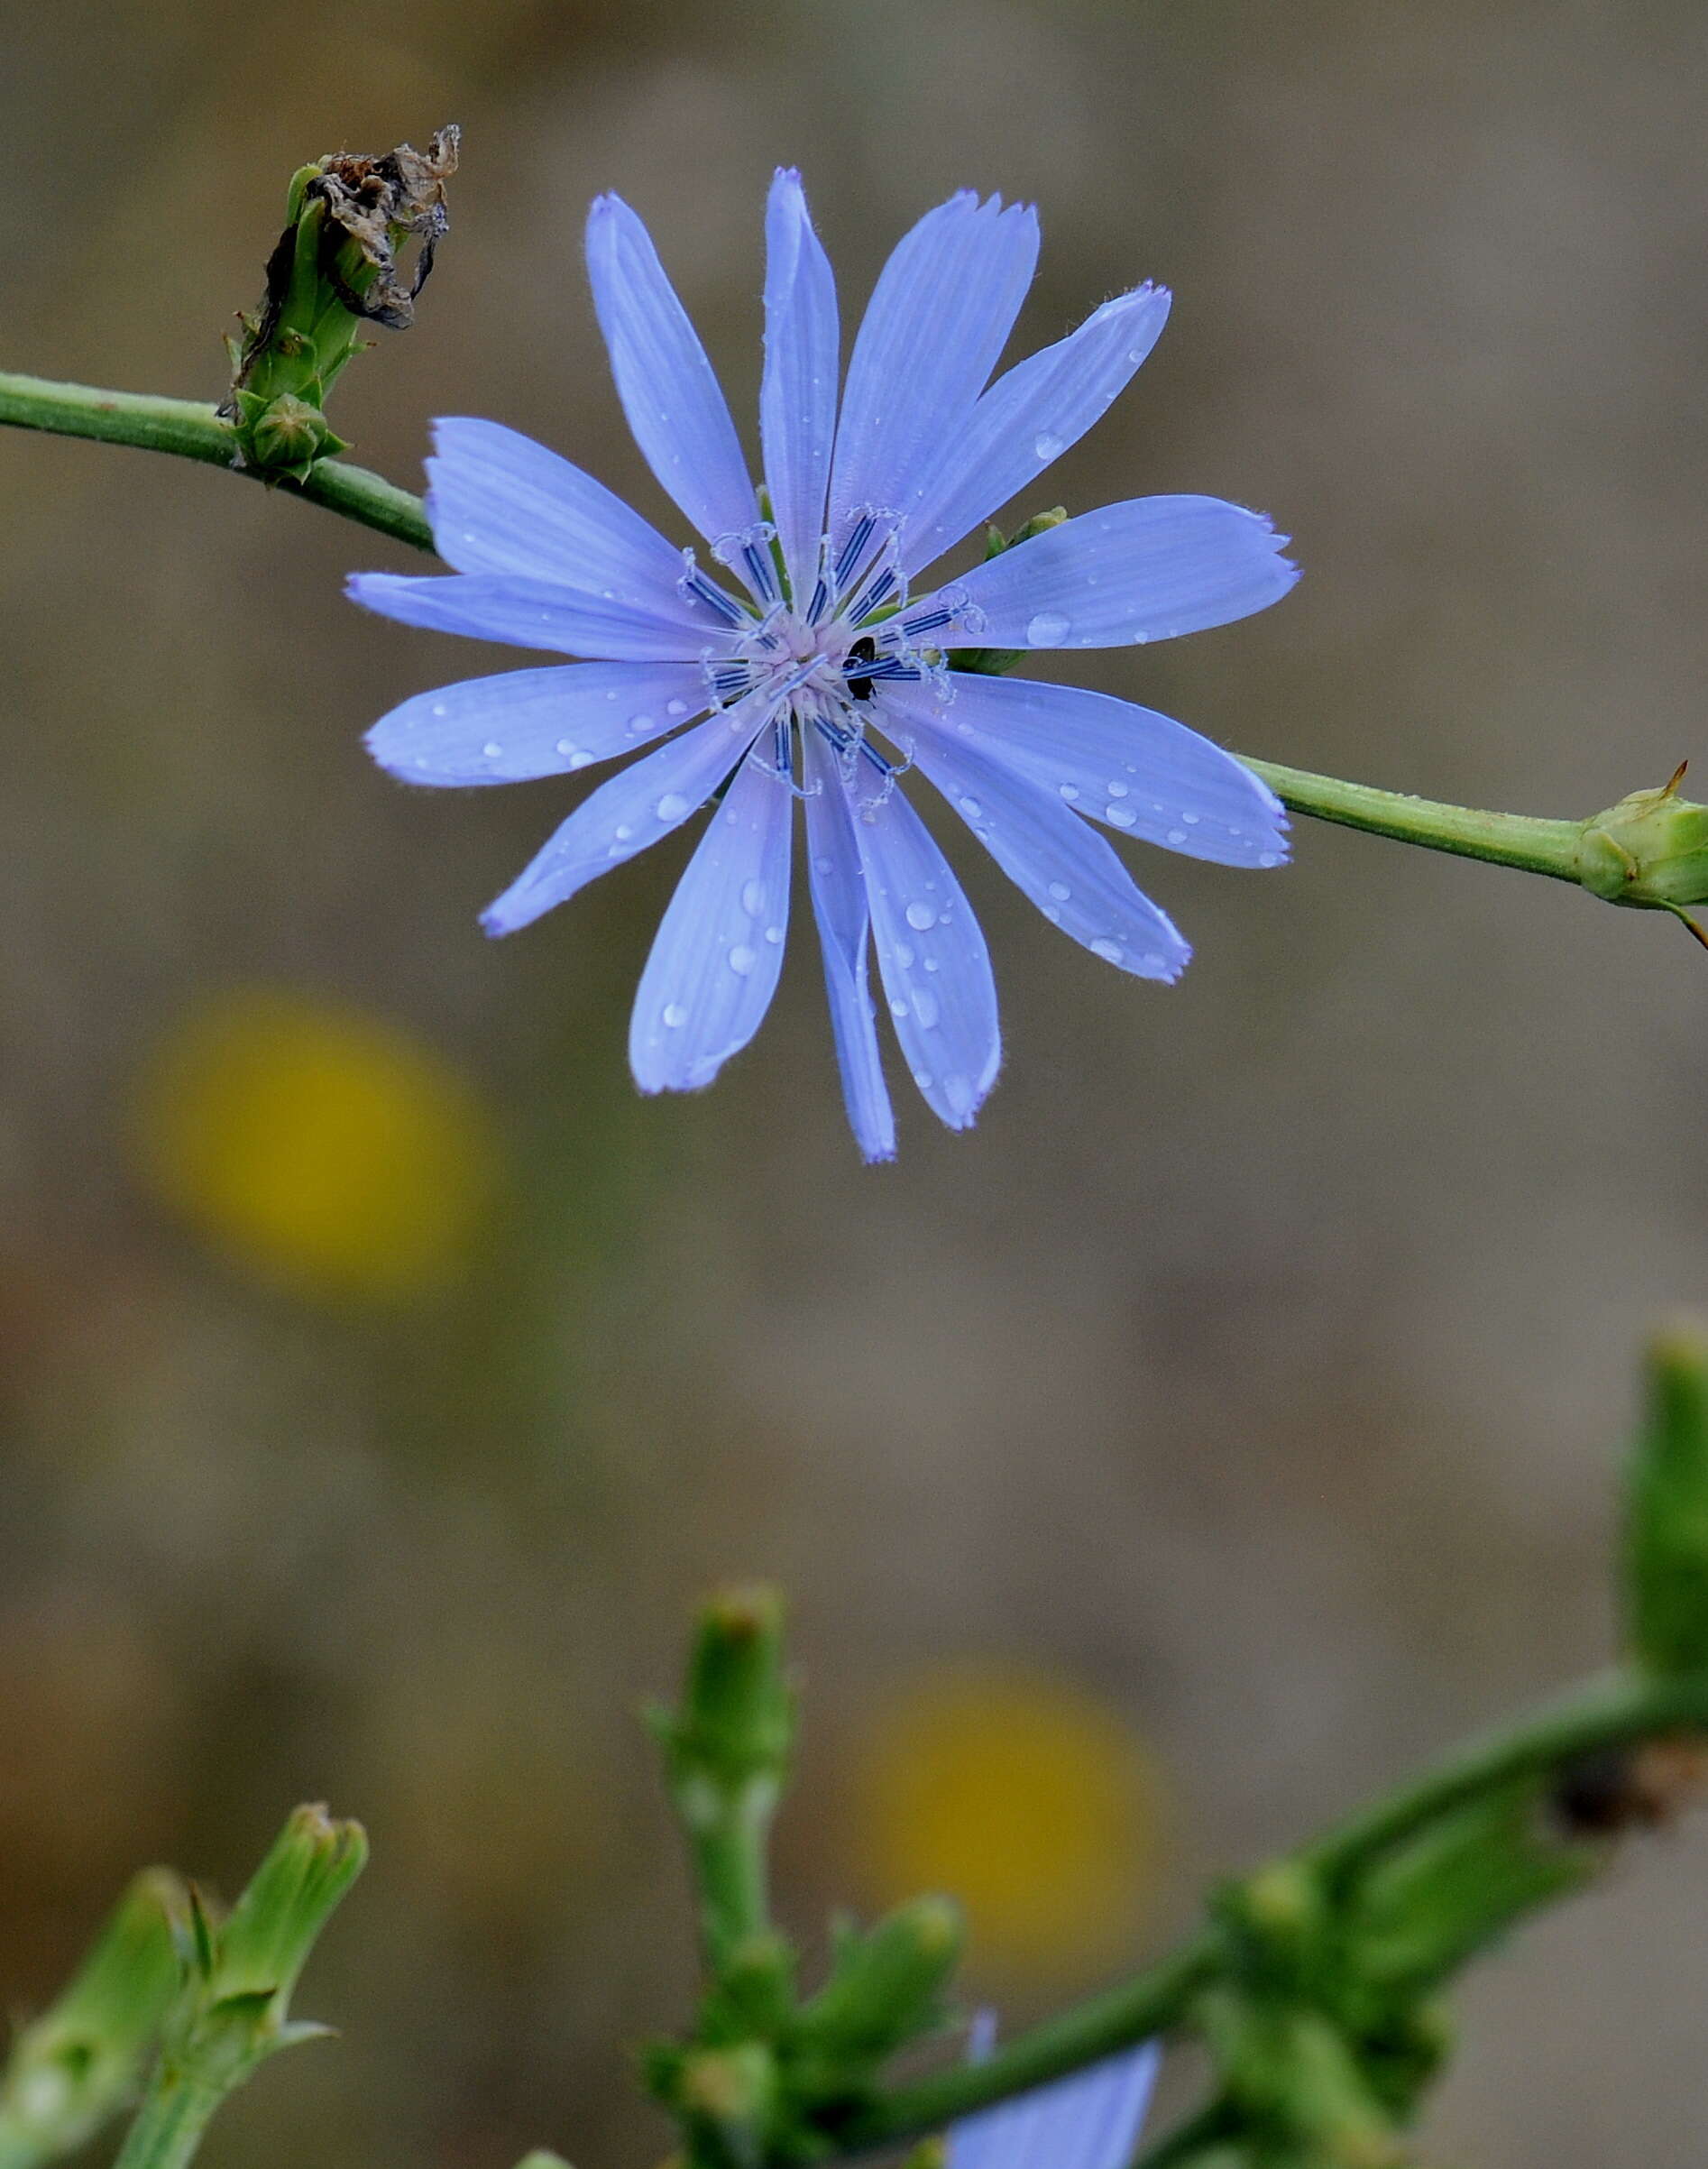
109 2075 225 2169
1241 758 1585 885
845 1665 1708 2150
0 372 432 551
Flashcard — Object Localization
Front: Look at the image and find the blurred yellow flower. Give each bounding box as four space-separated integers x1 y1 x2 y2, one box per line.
133 988 500 1300
849 1663 1171 1984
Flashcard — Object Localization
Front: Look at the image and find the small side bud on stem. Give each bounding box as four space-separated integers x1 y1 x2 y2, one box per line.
1575 765 1708 947
0 1870 184 2169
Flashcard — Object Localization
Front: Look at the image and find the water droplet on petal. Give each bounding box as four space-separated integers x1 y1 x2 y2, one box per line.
569 750 594 770
890 997 910 1018
555 738 578 758
656 793 691 821
1106 804 1136 829
663 1003 688 1028
894 942 914 970
666 698 689 717
958 796 983 819
1258 850 1282 869
740 878 767 916
431 703 449 718
1090 938 1125 965
1059 784 1080 802
905 901 937 931
1026 610 1071 647
1033 431 1065 462
728 944 758 976
913 1070 933 1091
912 988 940 1029
1048 881 1071 902
628 713 656 736
1107 781 1129 798
764 924 784 943
482 741 503 759
1166 827 1187 846
614 823 635 841
1182 812 1200 825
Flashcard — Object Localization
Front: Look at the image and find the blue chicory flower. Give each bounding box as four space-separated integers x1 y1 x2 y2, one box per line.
351 172 1297 1160
949 2026 1162 2169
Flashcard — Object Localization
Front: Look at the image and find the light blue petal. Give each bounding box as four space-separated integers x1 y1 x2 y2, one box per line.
761 171 840 604
927 496 1299 648
882 672 1288 869
365 661 711 786
881 693 1191 981
897 286 1171 577
585 194 760 548
481 694 772 935
803 729 895 1163
425 418 723 631
629 754 793 1092
847 767 1000 1131
828 193 1039 555
948 2044 1162 2169
346 571 726 663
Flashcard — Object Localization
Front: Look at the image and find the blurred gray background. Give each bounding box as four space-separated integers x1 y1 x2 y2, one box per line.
3 1 1707 2161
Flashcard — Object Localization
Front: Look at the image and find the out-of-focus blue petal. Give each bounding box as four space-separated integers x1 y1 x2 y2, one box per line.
761 171 840 605
925 496 1298 648
828 193 1038 557
346 571 728 663
480 694 772 935
629 754 793 1092
881 672 1289 869
803 729 895 1162
897 286 1171 577
366 661 711 786
847 764 1000 1131
585 194 761 549
881 694 1191 980
947 2043 1162 2169
425 418 721 634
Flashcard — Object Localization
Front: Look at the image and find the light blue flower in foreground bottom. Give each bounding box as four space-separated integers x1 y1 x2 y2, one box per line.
949 2025 1162 2169
352 172 1297 1160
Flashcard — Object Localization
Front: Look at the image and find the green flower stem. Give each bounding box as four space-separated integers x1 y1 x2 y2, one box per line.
1240 758 1584 885
109 2075 225 2169
0 369 1694 905
0 372 432 552
844 1664 1708 2151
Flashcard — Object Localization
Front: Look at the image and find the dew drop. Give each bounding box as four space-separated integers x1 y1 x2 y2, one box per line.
568 750 594 770
740 878 767 916
482 741 504 759
764 924 784 944
890 998 910 1018
1059 784 1080 802
1182 812 1200 825
1106 804 1136 829
555 738 578 758
1026 610 1071 647
1258 850 1282 869
728 944 758 976
1107 781 1129 798
430 703 449 718
1033 430 1065 461
614 823 635 841
913 1070 933 1090
1048 880 1071 902
1166 827 1188 846
1090 938 1125 964
894 942 914 969
628 713 657 736
662 1003 688 1028
657 793 691 821
905 901 938 931
912 988 940 1029
958 795 983 819
923 956 940 972
666 698 689 717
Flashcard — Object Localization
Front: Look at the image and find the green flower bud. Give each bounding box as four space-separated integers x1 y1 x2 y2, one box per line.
653 1586 795 1818
1624 1321 1708 1676
1575 766 1708 914
242 393 346 483
0 1870 183 2158
949 508 1069 676
792 1896 963 2066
